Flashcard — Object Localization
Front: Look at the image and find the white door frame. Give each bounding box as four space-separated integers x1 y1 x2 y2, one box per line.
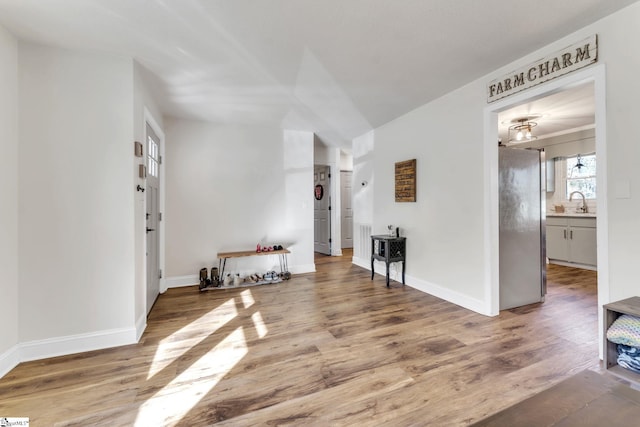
484 64 608 356
144 108 166 298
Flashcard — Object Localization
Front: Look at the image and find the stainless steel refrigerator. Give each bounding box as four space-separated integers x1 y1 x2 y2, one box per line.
499 147 547 310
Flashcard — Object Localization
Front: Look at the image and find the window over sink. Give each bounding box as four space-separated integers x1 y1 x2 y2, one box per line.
566 154 596 199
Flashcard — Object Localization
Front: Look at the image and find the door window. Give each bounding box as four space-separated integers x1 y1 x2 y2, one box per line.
147 136 159 178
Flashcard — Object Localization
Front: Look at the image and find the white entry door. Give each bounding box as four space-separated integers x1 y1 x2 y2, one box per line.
146 123 161 315
314 165 331 255
340 170 353 248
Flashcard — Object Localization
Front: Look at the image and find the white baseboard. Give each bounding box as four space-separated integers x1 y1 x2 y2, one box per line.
405 274 487 315
352 256 370 270
136 314 147 342
548 260 597 271
159 277 168 294
165 274 198 288
289 263 316 274
0 344 20 379
19 327 138 364
354 258 487 315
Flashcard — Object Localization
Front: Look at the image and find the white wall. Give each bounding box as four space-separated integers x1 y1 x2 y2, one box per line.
340 151 353 171
18 43 137 357
0 25 19 376
133 62 164 336
372 82 488 310
352 131 375 265
583 6 640 303
357 1 640 312
164 118 314 284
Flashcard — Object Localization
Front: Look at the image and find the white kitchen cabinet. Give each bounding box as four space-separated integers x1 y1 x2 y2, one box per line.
546 223 569 260
546 216 597 267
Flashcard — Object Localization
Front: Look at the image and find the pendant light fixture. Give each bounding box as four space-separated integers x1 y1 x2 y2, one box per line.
569 154 585 178
508 117 538 143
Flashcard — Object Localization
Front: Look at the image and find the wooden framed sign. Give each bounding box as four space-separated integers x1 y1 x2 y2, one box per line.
395 159 416 202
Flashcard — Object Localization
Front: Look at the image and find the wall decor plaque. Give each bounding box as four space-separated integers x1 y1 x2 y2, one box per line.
487 34 597 103
395 159 416 202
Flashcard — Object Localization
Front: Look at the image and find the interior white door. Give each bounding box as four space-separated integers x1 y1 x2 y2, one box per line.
146 123 161 315
314 165 331 255
340 170 353 249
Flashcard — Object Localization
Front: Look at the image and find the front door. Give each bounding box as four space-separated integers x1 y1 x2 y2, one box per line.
314 165 331 255
146 123 161 315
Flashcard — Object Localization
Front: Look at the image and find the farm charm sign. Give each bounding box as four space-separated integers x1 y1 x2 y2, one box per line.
395 159 416 202
487 35 597 103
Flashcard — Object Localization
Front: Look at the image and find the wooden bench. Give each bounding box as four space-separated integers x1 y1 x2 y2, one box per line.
217 248 291 283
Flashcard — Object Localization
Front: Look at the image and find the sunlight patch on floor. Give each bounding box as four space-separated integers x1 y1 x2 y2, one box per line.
135 326 249 427
147 298 238 379
251 311 268 338
240 289 255 308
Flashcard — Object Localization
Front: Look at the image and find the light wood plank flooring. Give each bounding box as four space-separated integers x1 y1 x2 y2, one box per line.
0 252 601 426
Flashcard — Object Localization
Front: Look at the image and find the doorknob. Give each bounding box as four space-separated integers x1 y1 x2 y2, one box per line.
146 228 155 233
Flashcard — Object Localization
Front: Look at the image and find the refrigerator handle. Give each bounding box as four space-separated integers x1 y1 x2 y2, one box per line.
563 229 567 239
570 230 573 239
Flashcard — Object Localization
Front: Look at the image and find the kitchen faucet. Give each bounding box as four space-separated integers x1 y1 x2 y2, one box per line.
569 191 588 213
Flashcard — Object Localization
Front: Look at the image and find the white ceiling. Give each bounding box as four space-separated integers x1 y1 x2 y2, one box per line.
498 82 596 146
0 0 636 148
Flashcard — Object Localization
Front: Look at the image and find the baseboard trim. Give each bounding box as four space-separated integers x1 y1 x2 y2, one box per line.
19 327 138 363
136 314 147 342
352 256 370 270
0 344 20 379
548 260 597 271
289 264 316 274
354 258 488 315
165 275 198 288
159 277 168 294
405 274 487 315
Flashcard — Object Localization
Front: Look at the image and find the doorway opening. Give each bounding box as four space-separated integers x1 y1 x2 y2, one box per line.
314 165 331 255
486 64 608 357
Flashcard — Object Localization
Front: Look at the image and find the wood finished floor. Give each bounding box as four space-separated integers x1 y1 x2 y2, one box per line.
0 252 601 426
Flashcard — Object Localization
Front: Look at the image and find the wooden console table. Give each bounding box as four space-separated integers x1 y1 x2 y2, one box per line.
217 248 290 281
370 235 406 287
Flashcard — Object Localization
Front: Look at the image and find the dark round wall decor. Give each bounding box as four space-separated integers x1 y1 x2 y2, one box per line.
314 184 324 200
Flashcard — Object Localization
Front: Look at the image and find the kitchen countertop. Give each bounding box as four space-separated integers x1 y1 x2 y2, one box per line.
547 212 597 218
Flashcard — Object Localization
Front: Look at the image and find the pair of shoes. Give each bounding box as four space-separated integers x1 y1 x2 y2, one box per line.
274 245 283 250
264 271 278 281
